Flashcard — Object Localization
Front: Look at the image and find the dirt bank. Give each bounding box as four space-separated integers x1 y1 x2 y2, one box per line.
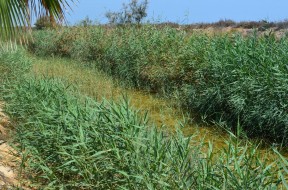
0 102 23 189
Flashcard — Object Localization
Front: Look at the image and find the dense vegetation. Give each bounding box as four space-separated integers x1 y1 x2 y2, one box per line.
29 25 288 145
163 19 288 31
1 46 287 189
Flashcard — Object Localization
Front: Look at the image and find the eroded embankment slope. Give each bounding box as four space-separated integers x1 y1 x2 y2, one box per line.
0 102 19 189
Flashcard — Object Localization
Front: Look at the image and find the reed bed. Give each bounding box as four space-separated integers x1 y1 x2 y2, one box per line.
0 49 287 189
29 25 288 145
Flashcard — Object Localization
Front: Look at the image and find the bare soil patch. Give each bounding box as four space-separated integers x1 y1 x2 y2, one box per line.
0 102 29 189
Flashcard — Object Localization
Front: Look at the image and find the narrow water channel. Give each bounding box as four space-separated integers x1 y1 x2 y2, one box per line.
31 56 286 158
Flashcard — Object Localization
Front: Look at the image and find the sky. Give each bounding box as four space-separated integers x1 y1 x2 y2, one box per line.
65 0 288 25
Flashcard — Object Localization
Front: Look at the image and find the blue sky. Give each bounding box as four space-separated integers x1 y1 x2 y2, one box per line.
66 0 288 25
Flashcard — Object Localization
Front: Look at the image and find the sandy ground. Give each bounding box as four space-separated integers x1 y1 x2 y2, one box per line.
0 102 22 189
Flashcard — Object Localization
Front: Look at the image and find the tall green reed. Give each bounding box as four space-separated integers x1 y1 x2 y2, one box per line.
3 76 285 189
1 47 287 189
29 26 288 145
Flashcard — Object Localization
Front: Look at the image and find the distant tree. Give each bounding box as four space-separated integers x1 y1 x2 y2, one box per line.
106 0 148 25
78 16 93 27
34 16 54 30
